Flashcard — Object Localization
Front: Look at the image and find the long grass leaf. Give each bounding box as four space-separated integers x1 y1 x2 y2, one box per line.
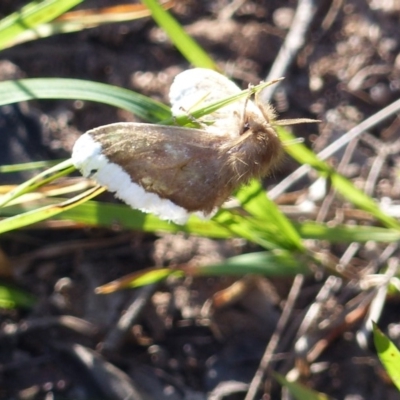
7 2 174 48
0 0 82 50
0 159 75 208
0 187 105 234
184 250 310 277
97 250 311 293
0 160 66 173
141 0 217 69
297 222 400 243
0 78 170 122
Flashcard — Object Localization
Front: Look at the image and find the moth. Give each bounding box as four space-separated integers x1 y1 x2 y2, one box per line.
72 68 315 224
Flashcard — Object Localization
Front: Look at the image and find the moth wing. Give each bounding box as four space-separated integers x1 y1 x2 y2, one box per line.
78 122 233 213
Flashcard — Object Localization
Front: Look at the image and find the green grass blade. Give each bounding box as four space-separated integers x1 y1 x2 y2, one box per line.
170 79 281 126
141 0 217 69
235 180 304 251
97 250 311 292
96 268 183 293
0 285 36 309
4 197 400 244
0 195 307 245
329 173 400 229
213 210 289 249
61 202 282 243
373 322 400 391
0 159 66 173
0 186 105 234
64 202 234 237
120 269 181 288
297 222 400 243
0 0 83 50
6 3 174 48
0 159 75 208
278 127 400 230
0 79 171 122
0 200 234 237
186 250 310 277
274 373 331 400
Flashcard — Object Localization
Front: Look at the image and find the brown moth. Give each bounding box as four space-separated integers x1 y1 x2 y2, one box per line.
72 68 314 224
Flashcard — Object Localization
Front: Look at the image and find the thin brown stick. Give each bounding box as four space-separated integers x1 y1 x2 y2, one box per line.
261 0 318 103
101 284 157 353
244 274 304 400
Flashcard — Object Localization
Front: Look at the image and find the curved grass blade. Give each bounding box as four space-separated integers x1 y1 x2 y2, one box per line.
62 203 258 240
0 79 171 122
235 180 304 251
0 159 66 173
0 186 105 234
0 0 82 50
0 159 75 208
8 2 174 48
141 0 217 70
0 199 234 238
1 196 295 245
0 180 94 205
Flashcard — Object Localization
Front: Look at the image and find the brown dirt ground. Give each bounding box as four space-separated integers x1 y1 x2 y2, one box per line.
1 0 400 399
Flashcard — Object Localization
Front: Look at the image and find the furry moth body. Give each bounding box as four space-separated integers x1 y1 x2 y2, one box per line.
72 69 285 224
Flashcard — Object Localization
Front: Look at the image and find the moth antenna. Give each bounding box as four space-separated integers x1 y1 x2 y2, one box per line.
252 79 319 127
282 137 304 147
274 118 321 126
